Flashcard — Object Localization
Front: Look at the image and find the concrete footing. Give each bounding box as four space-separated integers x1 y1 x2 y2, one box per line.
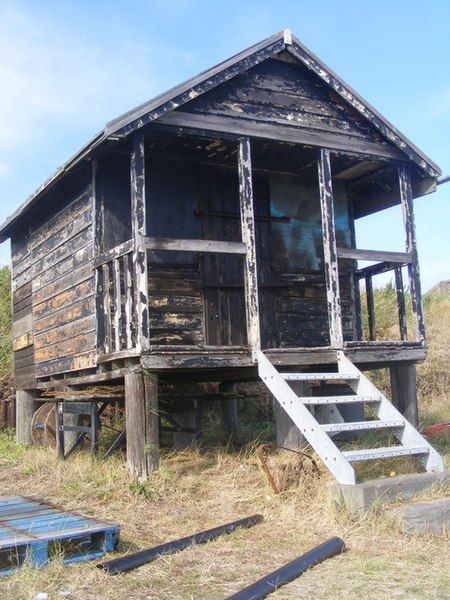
332 472 450 534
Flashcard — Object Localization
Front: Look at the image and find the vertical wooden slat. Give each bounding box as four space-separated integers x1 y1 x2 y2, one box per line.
238 137 261 356
398 164 425 342
395 267 408 341
365 275 376 341
318 148 343 347
123 254 134 349
131 131 149 352
92 159 105 353
348 197 363 341
102 263 112 354
112 258 122 351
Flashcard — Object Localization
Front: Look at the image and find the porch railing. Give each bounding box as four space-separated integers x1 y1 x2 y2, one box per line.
337 247 413 342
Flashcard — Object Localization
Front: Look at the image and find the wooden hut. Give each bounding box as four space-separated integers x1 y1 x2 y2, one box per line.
0 30 443 484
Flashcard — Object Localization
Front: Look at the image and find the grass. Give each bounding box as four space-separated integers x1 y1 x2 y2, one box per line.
0 437 448 599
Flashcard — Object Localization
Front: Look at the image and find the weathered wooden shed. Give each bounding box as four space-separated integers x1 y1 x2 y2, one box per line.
0 30 444 484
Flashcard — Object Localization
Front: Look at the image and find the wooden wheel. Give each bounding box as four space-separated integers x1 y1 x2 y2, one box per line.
31 402 57 446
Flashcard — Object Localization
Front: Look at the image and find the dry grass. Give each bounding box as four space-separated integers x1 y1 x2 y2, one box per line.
0 438 448 600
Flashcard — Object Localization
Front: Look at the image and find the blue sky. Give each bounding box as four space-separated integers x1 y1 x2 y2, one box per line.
0 0 449 291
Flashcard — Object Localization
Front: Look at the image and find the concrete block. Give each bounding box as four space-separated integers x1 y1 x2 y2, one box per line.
332 471 450 515
390 498 450 535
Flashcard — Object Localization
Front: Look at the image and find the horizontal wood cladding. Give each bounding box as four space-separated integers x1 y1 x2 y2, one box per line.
10 182 96 383
176 57 390 150
148 264 204 346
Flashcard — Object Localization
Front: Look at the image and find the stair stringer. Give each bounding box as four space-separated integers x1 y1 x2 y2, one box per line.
257 351 356 485
337 352 444 474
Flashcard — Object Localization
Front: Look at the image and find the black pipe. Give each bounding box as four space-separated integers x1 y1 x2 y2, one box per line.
226 536 345 600
98 514 263 575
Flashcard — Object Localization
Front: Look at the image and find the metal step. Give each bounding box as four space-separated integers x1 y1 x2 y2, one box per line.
321 419 405 434
342 445 430 462
281 372 359 382
299 395 381 405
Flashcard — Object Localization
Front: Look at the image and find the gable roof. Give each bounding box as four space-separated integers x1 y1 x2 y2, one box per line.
0 29 441 242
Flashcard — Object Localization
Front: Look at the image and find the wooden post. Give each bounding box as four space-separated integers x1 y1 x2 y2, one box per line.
398 165 425 342
238 137 261 357
318 148 343 347
395 267 408 341
131 131 149 352
125 369 159 481
219 383 238 442
15 389 37 445
172 401 199 449
389 363 418 427
273 382 307 449
365 274 376 341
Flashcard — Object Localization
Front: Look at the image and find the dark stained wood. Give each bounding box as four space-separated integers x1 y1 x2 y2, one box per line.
395 267 408 341
318 148 343 347
158 111 405 162
131 131 149 352
238 138 260 354
15 390 37 444
390 363 418 427
365 274 376 342
399 165 425 342
337 248 411 263
125 369 159 481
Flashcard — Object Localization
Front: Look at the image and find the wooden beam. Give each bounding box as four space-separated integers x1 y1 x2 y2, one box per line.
318 148 343 347
143 237 247 255
337 248 412 263
15 389 38 445
125 369 159 481
130 131 149 352
238 138 261 356
365 275 376 342
390 364 418 427
157 111 405 162
94 239 134 268
398 165 425 342
395 267 408 341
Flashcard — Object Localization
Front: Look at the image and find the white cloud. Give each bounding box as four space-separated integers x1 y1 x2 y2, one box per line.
0 4 167 153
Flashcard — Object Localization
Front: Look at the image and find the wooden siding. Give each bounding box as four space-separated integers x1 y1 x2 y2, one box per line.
174 55 387 151
11 181 96 385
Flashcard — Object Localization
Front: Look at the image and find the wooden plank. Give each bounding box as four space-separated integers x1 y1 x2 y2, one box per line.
318 148 343 347
144 236 246 254
94 239 133 268
365 275 376 342
395 267 408 341
107 35 285 137
33 296 95 335
13 282 32 307
15 391 37 445
157 111 405 161
337 247 411 263
33 278 94 321
34 315 95 351
31 208 92 265
123 253 134 350
390 364 418 427
31 189 91 251
35 330 96 363
130 131 149 352
238 138 260 355
32 246 93 294
399 165 425 342
112 258 122 351
32 228 92 281
34 351 97 379
125 370 159 481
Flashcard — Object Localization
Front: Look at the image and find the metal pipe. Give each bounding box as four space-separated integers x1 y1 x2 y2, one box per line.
98 514 263 574
226 536 345 600
437 174 450 186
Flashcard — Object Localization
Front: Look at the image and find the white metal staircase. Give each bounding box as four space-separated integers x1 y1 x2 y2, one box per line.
257 351 444 485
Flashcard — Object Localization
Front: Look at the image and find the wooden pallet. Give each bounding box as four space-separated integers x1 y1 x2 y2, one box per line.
0 496 120 576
